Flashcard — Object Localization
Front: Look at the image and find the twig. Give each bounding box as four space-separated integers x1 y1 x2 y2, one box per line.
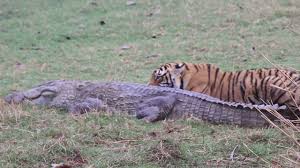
280 154 300 166
258 51 298 86
258 51 300 112
269 109 300 132
287 27 300 36
257 108 300 147
243 143 270 165
230 145 239 161
19 47 44 51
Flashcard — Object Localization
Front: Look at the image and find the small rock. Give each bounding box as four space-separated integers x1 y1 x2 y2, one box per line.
99 20 105 25
65 36 71 40
148 131 158 137
146 12 153 17
120 44 132 50
151 32 163 39
126 0 136 6
15 61 22 66
146 7 161 16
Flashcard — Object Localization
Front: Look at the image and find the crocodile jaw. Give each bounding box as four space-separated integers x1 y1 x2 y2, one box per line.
4 85 58 106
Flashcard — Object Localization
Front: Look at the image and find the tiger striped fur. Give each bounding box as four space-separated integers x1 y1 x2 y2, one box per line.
149 62 300 111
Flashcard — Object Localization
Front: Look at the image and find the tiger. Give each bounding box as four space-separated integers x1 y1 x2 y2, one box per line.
149 62 300 111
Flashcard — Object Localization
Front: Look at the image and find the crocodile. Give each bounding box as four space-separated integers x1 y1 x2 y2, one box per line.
4 80 293 127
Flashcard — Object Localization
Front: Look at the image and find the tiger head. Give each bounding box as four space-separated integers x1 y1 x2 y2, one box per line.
148 62 186 89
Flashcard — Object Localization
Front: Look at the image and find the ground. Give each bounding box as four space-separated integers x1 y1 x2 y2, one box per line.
0 0 299 167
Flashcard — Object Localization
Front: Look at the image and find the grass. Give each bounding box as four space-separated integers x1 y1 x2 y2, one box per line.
0 0 299 167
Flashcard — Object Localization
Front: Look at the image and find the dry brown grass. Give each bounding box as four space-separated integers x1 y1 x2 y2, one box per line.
259 108 300 167
0 99 30 125
255 56 300 167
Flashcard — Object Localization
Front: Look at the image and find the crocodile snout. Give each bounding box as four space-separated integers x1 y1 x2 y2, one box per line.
4 92 25 104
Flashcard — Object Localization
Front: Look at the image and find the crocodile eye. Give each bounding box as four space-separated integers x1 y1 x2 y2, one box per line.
41 91 56 97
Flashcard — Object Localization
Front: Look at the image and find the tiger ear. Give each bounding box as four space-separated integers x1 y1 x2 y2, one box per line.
175 63 184 69
173 63 185 75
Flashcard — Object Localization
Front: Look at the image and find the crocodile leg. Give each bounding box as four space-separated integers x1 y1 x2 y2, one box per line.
136 95 177 122
67 97 107 114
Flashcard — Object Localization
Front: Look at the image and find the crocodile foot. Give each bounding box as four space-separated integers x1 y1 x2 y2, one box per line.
136 95 177 122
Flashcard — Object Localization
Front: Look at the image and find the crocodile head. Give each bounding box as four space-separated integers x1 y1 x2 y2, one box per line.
5 83 57 106
4 80 92 108
5 80 106 113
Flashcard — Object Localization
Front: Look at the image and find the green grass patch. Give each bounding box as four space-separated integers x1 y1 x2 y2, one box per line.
1 0 300 167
